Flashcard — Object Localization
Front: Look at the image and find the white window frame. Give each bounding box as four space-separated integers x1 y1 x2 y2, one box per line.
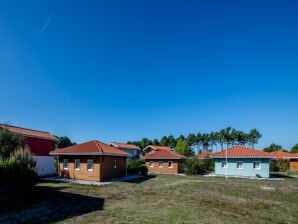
63 159 68 170
158 161 163 168
149 161 154 167
221 161 228 169
113 160 117 168
168 161 173 168
236 161 244 170
87 159 94 172
74 159 80 170
253 161 261 170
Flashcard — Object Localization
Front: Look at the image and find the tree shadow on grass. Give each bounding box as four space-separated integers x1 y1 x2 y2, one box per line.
0 184 104 224
123 174 156 184
270 173 294 178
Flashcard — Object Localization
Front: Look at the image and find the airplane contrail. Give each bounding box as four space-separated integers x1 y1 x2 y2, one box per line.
39 11 54 38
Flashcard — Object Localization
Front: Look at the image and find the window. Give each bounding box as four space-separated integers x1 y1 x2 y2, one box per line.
168 161 173 168
113 160 117 168
63 159 68 170
158 161 163 167
221 161 228 169
253 161 261 170
74 159 80 170
236 161 244 169
149 161 154 167
87 160 94 171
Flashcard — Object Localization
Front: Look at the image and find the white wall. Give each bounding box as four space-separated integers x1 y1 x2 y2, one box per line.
33 156 55 176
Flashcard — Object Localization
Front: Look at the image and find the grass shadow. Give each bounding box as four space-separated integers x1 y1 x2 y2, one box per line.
123 174 156 184
0 184 104 224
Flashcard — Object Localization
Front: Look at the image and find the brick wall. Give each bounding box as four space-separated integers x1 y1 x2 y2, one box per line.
58 155 127 181
59 156 100 181
100 156 127 181
145 159 179 174
290 159 298 171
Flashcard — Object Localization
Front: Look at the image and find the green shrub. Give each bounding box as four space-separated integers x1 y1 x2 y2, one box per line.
0 149 37 196
127 159 145 174
139 164 148 176
270 160 289 172
185 157 203 175
185 157 214 175
201 158 215 171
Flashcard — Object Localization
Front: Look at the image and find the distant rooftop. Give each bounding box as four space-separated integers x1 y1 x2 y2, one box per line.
0 124 58 141
110 142 140 150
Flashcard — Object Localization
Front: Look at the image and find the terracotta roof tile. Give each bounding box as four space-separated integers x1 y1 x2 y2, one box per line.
143 145 172 153
0 124 58 141
196 152 213 159
143 149 186 160
212 146 273 158
50 140 129 157
111 142 140 150
150 145 172 151
270 151 298 159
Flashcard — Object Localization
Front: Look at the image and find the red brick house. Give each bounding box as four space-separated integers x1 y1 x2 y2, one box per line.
50 140 129 181
142 145 186 174
0 124 58 175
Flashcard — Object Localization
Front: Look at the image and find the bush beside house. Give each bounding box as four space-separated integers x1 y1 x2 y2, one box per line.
127 159 148 176
185 157 214 175
0 126 38 196
0 149 37 196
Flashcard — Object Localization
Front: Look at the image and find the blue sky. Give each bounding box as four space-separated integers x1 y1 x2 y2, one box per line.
0 0 297 149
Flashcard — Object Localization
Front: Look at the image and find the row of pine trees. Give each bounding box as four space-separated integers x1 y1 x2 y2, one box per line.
128 127 262 156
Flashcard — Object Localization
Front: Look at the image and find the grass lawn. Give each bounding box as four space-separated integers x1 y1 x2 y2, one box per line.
0 175 297 224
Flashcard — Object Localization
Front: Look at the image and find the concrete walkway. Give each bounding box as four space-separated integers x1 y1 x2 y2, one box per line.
43 175 143 186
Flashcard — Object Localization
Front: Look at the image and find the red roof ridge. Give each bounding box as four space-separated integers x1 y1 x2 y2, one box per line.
0 124 52 134
0 124 58 141
143 148 186 159
111 142 140 150
51 140 129 157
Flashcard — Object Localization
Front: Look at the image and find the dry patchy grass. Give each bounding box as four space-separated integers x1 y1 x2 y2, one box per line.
0 175 297 224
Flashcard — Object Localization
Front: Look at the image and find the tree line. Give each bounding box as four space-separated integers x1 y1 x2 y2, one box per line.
263 143 298 153
127 127 262 156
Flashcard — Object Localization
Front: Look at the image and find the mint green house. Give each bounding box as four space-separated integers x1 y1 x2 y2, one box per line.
212 146 274 178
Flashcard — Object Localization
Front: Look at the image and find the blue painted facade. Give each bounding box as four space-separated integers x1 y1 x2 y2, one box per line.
214 158 270 178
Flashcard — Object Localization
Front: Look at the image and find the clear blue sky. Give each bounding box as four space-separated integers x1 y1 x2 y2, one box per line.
0 0 297 150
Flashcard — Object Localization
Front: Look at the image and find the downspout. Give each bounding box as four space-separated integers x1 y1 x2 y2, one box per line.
225 149 228 179
57 155 59 179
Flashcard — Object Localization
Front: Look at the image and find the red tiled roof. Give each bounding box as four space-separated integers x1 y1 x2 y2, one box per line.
270 151 298 159
143 145 172 152
196 152 213 159
212 146 274 158
143 149 186 160
0 124 58 141
50 140 129 157
111 142 140 150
